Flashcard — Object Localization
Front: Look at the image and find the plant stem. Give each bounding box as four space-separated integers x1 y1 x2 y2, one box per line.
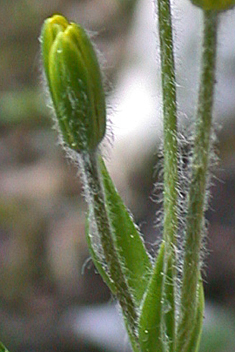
157 0 178 349
158 0 178 244
79 152 139 350
177 11 218 351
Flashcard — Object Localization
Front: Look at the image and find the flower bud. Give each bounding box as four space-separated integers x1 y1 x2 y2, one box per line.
40 15 106 151
191 0 235 11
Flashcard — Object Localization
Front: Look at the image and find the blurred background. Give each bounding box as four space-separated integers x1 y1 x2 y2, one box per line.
0 0 235 351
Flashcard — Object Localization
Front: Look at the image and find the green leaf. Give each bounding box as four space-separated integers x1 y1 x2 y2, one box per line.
0 342 9 352
163 251 176 352
98 156 152 306
178 278 205 352
138 242 175 352
138 242 165 352
176 274 205 352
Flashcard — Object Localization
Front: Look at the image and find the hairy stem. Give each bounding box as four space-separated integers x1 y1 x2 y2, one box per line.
158 0 178 244
177 11 218 351
79 152 139 349
157 0 178 349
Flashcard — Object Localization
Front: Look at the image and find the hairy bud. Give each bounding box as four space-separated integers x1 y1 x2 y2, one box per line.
40 15 106 151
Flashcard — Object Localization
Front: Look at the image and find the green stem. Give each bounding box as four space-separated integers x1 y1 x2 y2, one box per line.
177 11 218 351
79 152 140 351
158 2 178 242
157 0 178 349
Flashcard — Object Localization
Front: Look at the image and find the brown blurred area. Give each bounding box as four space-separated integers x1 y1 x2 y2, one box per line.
0 0 235 351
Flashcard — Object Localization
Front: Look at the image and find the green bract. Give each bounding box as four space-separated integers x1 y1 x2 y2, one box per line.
40 15 106 151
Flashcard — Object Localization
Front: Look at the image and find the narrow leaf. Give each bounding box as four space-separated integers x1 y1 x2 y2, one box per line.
81 152 139 342
99 156 152 305
138 242 176 352
138 242 165 352
180 278 205 352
